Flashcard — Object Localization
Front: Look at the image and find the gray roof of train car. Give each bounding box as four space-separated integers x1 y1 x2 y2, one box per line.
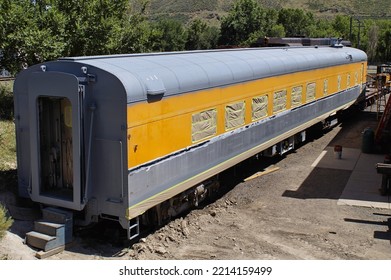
59 46 367 103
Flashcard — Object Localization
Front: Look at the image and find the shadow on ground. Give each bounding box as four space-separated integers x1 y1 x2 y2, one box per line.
344 213 391 244
283 109 380 201
282 167 352 200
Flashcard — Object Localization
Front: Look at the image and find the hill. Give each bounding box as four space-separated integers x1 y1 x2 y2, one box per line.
143 0 391 24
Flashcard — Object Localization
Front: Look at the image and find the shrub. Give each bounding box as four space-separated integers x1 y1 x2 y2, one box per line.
0 203 13 239
0 121 17 172
0 82 14 121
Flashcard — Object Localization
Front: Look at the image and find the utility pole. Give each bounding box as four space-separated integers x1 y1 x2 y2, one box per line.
350 17 353 42
349 16 364 49
357 19 364 49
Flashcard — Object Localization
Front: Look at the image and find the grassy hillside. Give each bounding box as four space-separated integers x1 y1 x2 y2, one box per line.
145 0 391 24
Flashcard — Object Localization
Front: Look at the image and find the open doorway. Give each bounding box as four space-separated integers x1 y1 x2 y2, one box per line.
38 96 73 201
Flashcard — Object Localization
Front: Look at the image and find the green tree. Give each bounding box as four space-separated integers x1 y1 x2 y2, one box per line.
366 24 379 63
332 15 351 40
244 8 285 43
309 18 335 38
0 203 12 239
152 19 187 52
55 0 129 56
277 8 316 37
108 4 154 54
200 25 220 49
0 0 66 75
264 9 284 37
219 0 266 46
0 0 130 74
185 19 219 50
377 24 391 62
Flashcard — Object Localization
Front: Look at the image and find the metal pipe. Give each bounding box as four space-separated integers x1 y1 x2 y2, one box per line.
120 141 124 202
83 103 96 205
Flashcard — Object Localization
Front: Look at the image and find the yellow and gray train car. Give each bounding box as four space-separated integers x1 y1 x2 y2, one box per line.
14 45 367 239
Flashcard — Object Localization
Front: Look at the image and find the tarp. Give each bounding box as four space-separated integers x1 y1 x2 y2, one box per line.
291 86 303 107
273 90 287 113
191 109 217 142
225 101 245 130
252 95 268 120
306 83 316 101
323 80 328 95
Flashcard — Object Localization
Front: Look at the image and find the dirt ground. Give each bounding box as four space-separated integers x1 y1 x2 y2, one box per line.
1 109 391 260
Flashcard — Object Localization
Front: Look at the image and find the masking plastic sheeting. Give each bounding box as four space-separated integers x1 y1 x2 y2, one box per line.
273 90 287 113
306 82 316 102
338 75 342 90
323 80 328 95
225 101 245 130
252 95 268 121
291 86 303 108
191 109 217 142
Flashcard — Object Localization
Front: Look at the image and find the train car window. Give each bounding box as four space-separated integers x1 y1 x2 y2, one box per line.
252 95 268 121
361 64 364 84
191 108 217 142
225 101 245 130
273 89 287 113
337 75 341 91
347 74 351 87
291 86 303 107
355 71 359 85
306 83 316 102
323 80 328 96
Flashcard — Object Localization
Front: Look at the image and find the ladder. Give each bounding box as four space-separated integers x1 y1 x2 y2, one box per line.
376 88 387 119
375 93 391 143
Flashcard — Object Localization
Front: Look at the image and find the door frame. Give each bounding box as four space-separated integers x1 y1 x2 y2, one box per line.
28 71 84 211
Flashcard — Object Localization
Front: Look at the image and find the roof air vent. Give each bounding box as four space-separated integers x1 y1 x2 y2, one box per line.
145 75 166 96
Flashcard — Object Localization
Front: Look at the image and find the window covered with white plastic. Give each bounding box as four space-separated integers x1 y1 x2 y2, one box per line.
225 101 245 130
291 86 303 107
252 95 268 121
191 108 217 142
306 83 316 102
273 89 287 113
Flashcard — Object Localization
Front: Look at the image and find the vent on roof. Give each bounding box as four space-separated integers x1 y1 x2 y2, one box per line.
331 38 344 48
145 75 166 96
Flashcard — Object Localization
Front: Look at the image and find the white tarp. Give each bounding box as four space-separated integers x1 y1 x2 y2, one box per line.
291 86 303 107
191 109 217 142
252 95 268 120
273 89 287 113
225 101 245 130
323 80 328 96
306 83 316 102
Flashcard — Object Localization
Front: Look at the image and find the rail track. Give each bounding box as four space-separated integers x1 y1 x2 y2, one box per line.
0 77 14 82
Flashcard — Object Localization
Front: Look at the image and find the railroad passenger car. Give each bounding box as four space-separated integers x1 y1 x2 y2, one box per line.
14 45 367 240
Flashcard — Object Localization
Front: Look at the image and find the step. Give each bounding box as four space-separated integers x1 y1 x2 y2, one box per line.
26 231 57 251
42 207 73 244
34 220 64 236
42 207 71 224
